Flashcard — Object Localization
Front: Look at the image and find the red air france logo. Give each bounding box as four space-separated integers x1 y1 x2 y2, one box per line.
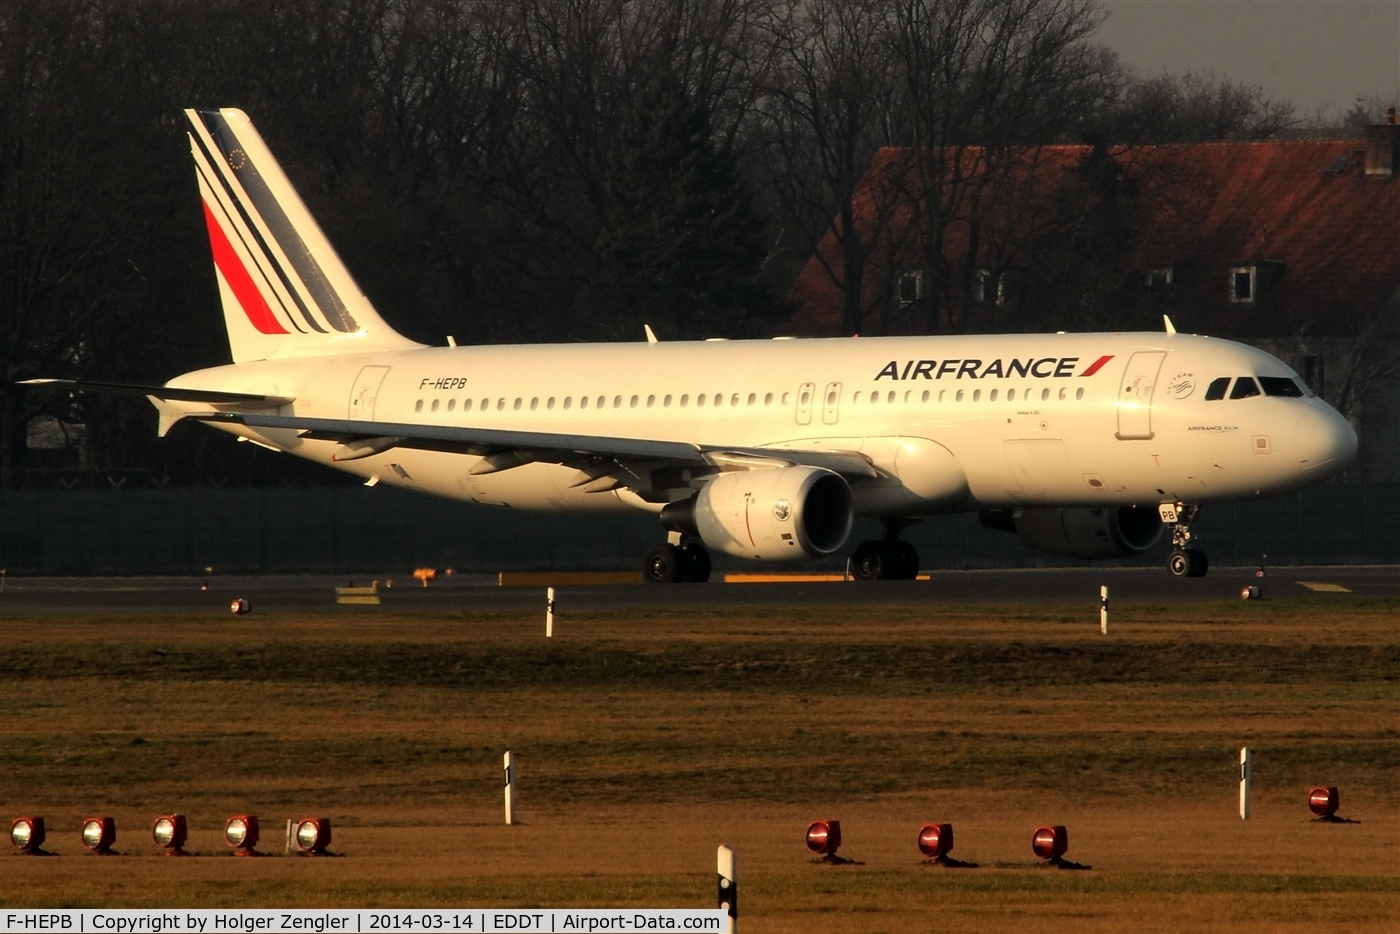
874 355 1114 380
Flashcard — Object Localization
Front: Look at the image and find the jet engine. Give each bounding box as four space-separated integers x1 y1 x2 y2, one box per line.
665 466 854 560
980 506 1164 560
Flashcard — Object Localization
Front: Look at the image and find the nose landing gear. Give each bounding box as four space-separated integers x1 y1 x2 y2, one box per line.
1161 502 1208 578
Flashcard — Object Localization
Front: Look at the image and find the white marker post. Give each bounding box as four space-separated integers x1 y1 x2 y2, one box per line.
1099 585 1108 634
546 587 555 638
504 750 516 825
717 845 737 934
1239 746 1252 820
284 819 293 854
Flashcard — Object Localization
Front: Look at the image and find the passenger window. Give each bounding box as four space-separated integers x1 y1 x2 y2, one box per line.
782 393 790 404
747 393 756 405
871 392 879 405
414 399 423 412
530 398 538 410
922 390 930 403
596 396 605 408
938 390 946 402
630 395 639 408
580 396 588 409
664 394 673 407
680 394 689 407
1259 376 1304 397
1041 388 1049 401
887 391 895 404
446 399 455 412
563 397 572 410
1075 388 1084 400
956 389 965 402
497 398 505 411
765 393 773 405
480 398 488 411
732 394 740 406
973 389 981 402
512 398 521 410
647 394 655 408
1204 377 1230 401
989 389 998 402
431 399 440 412
464 399 473 412
697 394 707 407
546 398 554 410
1230 377 1262 400
613 396 621 408
1058 388 1066 401
1007 389 1015 401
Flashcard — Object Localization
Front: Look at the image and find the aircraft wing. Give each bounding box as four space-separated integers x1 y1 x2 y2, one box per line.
19 379 294 407
200 412 879 481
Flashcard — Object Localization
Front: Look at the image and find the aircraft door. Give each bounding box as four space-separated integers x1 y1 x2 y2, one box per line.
795 382 815 426
822 382 842 425
1116 351 1166 440
348 365 390 421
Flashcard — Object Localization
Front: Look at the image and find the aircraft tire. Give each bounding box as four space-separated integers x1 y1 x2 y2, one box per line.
1185 547 1209 578
643 544 685 583
680 542 712 583
851 541 885 580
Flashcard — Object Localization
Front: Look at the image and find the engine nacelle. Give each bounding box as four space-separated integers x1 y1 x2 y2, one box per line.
981 506 1164 559
685 466 854 560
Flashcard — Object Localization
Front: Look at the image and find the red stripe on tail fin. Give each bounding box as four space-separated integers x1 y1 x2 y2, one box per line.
202 201 287 335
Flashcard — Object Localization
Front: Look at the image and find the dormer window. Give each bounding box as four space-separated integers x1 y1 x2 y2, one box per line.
1229 266 1255 303
1147 267 1173 289
975 268 1004 306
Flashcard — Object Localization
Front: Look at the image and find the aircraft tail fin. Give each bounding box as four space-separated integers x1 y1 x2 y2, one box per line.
185 108 420 363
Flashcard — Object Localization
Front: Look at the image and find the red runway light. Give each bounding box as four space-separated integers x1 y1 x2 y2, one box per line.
1308 786 1339 818
1032 825 1068 862
11 817 49 855
294 817 333 855
805 820 851 863
81 816 117 855
918 823 952 860
152 814 190 856
225 815 261 856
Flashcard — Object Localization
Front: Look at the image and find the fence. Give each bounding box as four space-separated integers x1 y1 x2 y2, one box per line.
0 484 1394 576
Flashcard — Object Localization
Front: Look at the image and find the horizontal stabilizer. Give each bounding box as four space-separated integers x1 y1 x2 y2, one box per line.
19 379 293 407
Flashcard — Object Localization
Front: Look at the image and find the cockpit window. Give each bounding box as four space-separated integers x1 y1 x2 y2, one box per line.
1259 376 1304 397
1204 377 1230 401
1229 376 1261 399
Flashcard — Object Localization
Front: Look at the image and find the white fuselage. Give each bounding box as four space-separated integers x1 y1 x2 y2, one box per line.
165 331 1356 519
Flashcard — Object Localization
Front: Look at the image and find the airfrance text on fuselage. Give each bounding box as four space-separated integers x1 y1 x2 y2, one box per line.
874 354 1114 381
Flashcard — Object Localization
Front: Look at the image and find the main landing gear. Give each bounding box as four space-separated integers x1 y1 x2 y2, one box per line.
849 520 921 581
642 534 711 583
1162 502 1209 578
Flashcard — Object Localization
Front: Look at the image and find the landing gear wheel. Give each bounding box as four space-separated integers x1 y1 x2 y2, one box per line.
851 540 885 581
888 541 920 580
680 542 712 583
1168 548 1209 578
643 544 684 583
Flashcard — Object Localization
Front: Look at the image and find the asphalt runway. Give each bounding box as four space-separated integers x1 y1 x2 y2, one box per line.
0 564 1395 616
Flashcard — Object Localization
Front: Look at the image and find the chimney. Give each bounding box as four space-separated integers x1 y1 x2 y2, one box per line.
1364 107 1400 176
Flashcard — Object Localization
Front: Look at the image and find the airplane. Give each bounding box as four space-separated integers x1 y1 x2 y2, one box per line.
21 108 1358 582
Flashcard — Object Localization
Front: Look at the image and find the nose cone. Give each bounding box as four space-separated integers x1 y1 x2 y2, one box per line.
1294 404 1357 479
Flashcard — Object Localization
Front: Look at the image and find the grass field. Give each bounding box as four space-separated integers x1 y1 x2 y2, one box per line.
0 599 1396 931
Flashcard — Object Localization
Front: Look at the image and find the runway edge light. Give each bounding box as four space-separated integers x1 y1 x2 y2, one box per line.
294 817 333 856
717 845 737 934
152 814 190 855
805 820 850 864
1309 786 1358 823
11 817 50 855
81 816 117 855
1032 825 1089 870
225 815 261 856
917 823 976 868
